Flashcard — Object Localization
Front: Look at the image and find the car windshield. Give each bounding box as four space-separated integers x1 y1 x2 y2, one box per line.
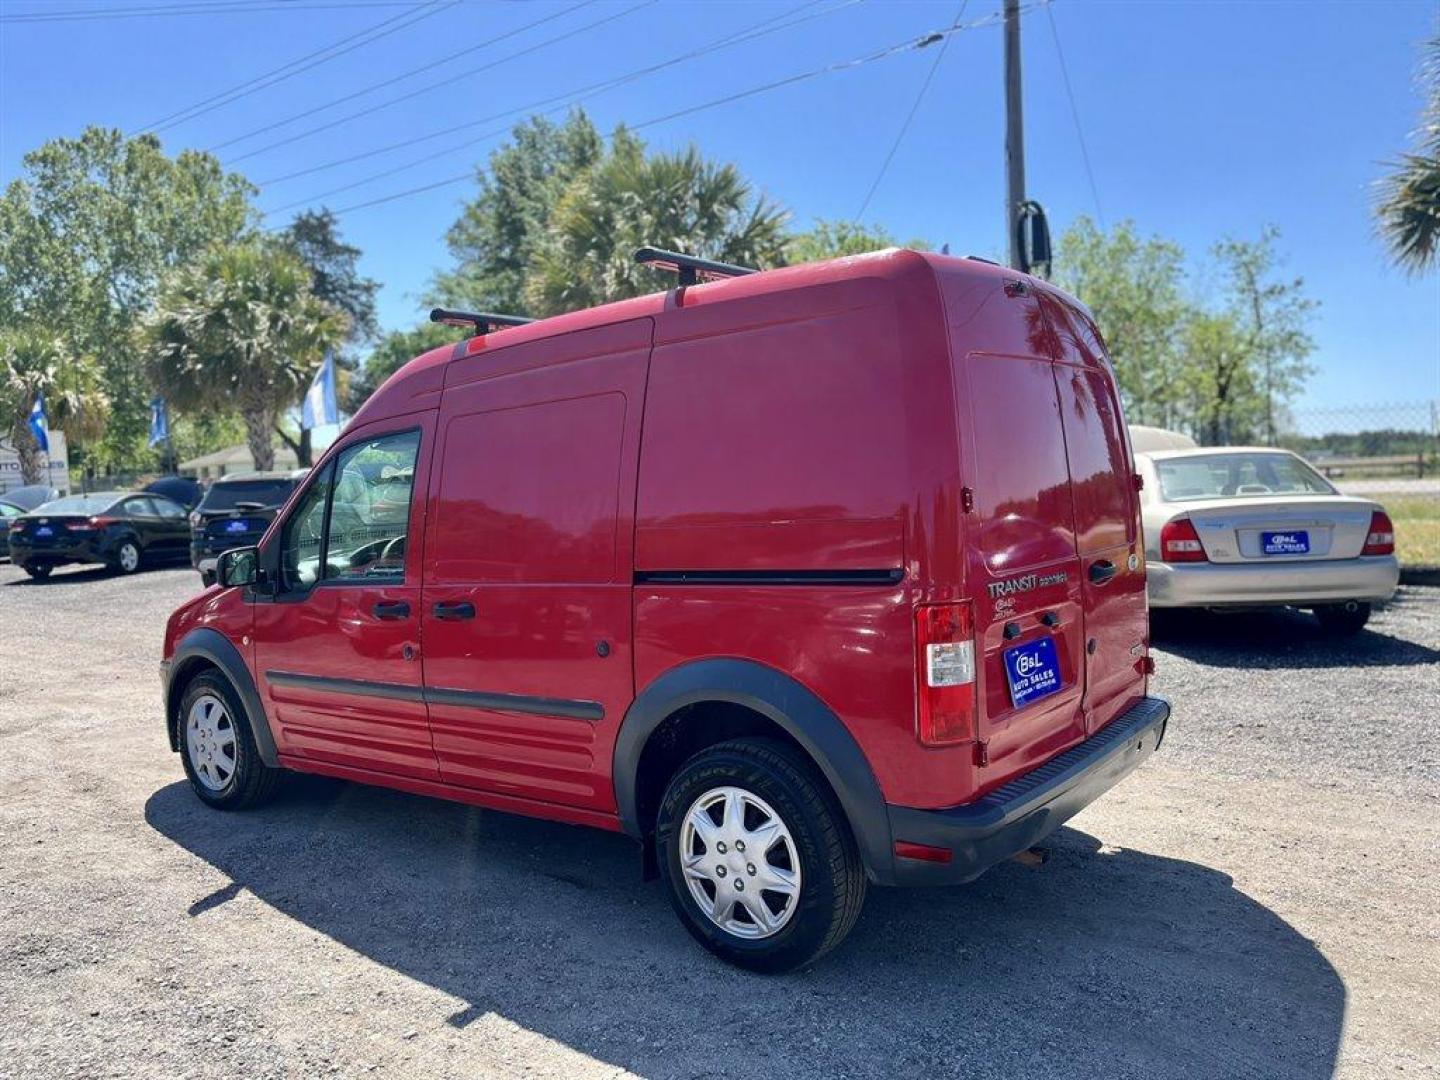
31 494 121 515
1156 453 1336 502
199 479 295 511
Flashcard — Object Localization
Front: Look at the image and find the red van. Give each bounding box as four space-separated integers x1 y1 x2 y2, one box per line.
160 249 1168 971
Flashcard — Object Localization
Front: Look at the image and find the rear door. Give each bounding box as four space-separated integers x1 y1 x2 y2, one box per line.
956 337 1088 779
1040 293 1148 734
420 320 651 813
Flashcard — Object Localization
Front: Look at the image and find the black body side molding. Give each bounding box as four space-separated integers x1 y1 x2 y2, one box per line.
164 628 280 767
611 658 894 882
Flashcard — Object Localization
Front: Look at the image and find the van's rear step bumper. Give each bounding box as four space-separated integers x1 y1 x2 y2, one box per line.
884 695 1170 886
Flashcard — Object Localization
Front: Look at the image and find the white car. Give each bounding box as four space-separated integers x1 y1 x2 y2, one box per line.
1136 446 1399 635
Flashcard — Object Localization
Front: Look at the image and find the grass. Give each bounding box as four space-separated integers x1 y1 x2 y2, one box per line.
1382 494 1440 568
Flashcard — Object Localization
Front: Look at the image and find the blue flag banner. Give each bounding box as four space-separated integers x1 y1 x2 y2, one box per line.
302 349 339 431
28 394 49 454
149 397 169 448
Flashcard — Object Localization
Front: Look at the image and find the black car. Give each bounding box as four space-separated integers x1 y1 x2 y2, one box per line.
190 472 305 584
8 491 192 579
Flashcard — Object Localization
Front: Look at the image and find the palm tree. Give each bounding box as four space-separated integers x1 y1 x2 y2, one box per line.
1377 37 1440 275
526 129 791 316
0 328 108 484
143 242 347 471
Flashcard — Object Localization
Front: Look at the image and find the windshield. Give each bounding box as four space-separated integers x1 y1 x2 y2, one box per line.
1156 453 1336 502
31 494 121 515
199 479 296 511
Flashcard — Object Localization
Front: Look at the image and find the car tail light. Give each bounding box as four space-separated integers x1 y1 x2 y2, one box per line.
68 516 117 531
915 601 976 746
1362 510 1395 556
1160 518 1207 563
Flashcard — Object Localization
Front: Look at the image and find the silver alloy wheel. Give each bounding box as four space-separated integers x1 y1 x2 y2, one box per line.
117 542 140 573
679 786 802 939
185 693 237 792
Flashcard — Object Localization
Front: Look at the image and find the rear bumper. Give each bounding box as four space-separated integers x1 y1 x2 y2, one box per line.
1148 555 1399 608
884 696 1169 886
10 538 107 567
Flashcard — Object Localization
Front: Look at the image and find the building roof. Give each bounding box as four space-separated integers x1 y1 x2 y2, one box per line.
179 444 300 472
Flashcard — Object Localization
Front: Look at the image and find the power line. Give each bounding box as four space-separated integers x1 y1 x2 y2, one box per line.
0 1 432 24
853 1 965 222
314 6 1023 221
211 0 611 159
1045 1 1104 227
257 0 852 192
137 0 458 134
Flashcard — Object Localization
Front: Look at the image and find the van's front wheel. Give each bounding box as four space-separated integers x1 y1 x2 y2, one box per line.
656 739 866 973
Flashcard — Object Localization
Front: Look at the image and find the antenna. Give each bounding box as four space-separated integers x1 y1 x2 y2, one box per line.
429 308 535 334
634 247 756 287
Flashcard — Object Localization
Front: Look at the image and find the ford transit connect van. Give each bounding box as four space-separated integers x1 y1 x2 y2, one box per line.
161 249 1169 971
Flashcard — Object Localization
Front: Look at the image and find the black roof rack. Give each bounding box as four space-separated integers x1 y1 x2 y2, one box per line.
634 246 756 287
429 307 535 334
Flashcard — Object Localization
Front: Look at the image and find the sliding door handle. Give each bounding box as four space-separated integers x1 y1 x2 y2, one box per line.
432 600 476 621
371 600 410 620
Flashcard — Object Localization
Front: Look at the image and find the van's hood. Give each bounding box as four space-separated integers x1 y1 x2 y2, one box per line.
1146 494 1379 563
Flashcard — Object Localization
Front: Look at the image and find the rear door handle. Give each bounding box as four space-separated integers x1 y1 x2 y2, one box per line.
432 601 476 621
372 600 410 620
1088 560 1118 584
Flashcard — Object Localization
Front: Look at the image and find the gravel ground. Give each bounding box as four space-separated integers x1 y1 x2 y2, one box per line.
1 562 1437 1079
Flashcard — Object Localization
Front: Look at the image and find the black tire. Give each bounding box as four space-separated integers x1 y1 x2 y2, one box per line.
111 538 142 575
22 563 52 580
655 738 866 973
177 671 282 810
1314 601 1371 636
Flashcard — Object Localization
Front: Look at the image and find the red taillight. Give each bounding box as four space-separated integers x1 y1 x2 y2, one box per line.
1362 510 1395 556
66 516 116 531
1160 517 1207 563
915 601 976 746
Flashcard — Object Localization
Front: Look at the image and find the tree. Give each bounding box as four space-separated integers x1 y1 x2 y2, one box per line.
787 219 928 263
143 242 347 472
432 111 603 314
0 127 255 469
276 208 380 463
1376 36 1440 274
525 128 790 315
0 328 107 484
1054 217 1190 428
1178 313 1257 446
1210 228 1316 445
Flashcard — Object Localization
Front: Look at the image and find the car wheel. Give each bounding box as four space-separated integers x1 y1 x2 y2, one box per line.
656 738 866 973
178 671 282 810
1314 601 1371 636
112 539 142 575
22 563 52 580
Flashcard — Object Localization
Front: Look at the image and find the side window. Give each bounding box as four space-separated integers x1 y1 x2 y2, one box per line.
123 497 155 517
280 466 333 591
323 431 420 583
153 498 186 520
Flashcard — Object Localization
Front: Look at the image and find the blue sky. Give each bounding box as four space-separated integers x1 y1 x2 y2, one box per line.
3 0 1438 415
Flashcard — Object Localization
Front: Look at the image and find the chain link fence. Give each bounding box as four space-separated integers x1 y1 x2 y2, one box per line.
1278 400 1438 479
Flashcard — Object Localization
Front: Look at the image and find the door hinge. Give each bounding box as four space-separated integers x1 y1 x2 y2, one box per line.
961 486 975 513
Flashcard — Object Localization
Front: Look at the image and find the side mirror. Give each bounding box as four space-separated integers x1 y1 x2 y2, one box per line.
216 546 258 589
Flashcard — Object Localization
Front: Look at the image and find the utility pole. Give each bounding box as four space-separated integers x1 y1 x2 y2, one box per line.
1004 0 1025 270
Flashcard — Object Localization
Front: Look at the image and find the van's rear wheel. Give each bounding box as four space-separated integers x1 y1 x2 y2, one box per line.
1314 601 1371 636
656 739 866 973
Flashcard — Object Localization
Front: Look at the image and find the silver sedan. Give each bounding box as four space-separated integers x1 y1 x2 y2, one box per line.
1136 447 1399 635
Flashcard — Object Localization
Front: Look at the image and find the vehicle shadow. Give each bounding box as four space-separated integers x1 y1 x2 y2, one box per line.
2 565 117 585
1151 596 1440 669
145 777 1344 1079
